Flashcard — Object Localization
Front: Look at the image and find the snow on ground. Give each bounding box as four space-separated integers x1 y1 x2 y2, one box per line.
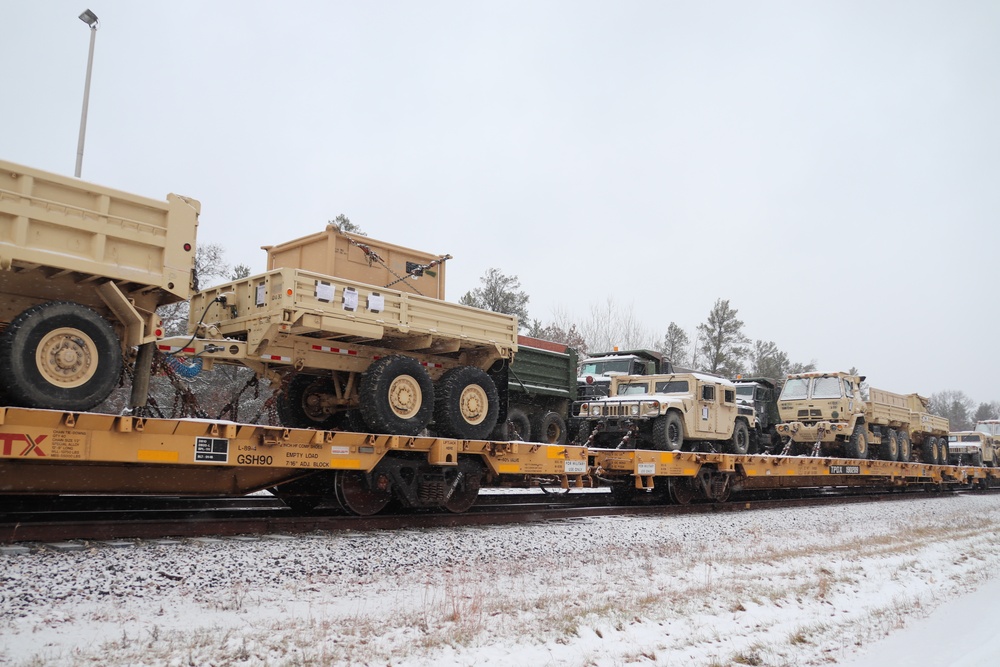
2 493 1000 666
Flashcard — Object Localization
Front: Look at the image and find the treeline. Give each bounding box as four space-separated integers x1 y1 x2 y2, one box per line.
462 267 999 426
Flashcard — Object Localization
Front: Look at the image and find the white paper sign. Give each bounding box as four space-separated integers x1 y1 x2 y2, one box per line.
315 281 334 303
255 283 266 307
368 292 384 313
342 287 358 311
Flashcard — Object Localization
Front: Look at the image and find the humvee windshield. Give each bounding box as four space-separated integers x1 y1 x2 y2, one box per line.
950 434 983 443
580 359 633 376
654 380 689 394
617 382 651 395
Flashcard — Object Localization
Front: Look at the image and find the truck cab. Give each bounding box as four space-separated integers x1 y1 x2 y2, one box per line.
734 376 783 453
577 349 671 399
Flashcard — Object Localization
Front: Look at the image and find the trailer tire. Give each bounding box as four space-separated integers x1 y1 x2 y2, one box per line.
845 424 869 460
276 373 341 430
923 437 940 464
898 431 912 462
879 430 899 462
652 412 684 451
726 420 750 455
433 366 500 440
506 408 531 441
359 356 434 436
532 411 567 444
0 301 122 411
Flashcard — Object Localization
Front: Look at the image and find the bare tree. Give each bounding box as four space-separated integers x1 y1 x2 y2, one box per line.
460 268 530 323
974 402 1000 423
579 298 656 352
696 299 749 376
929 390 976 431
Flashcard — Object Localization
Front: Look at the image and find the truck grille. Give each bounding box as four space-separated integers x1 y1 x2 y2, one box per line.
797 409 823 419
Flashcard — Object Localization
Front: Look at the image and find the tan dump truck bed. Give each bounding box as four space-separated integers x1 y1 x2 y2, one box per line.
866 388 948 436
190 267 517 364
0 159 199 318
263 224 447 299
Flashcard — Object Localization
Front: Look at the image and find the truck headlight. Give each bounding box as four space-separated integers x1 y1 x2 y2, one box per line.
629 404 640 416
589 405 602 416
641 400 661 416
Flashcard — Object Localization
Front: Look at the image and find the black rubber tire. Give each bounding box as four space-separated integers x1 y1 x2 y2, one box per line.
939 439 949 465
922 436 940 464
651 412 684 451
275 373 340 429
898 431 912 463
0 301 122 411
879 431 899 462
432 366 500 440
845 424 869 460
506 408 532 441
726 420 750 455
532 411 568 444
576 419 593 445
358 356 434 435
971 452 982 467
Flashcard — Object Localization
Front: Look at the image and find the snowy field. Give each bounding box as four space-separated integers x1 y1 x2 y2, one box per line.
3 493 1000 666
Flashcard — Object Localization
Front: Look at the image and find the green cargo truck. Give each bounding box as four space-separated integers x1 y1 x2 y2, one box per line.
501 335 578 444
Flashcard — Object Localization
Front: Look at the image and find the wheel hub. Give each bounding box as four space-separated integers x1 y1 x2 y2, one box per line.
459 385 488 425
36 327 98 388
388 375 422 419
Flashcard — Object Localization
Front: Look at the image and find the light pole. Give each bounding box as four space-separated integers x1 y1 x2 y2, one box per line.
75 9 99 178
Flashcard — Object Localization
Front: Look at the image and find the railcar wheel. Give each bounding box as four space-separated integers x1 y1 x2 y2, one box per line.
879 430 899 462
652 412 684 451
433 366 500 440
668 477 696 505
359 356 434 435
442 463 484 513
532 411 568 444
898 432 912 462
334 470 393 516
276 373 340 429
726 421 750 455
923 437 940 464
845 425 869 460
0 301 122 411
506 408 532 441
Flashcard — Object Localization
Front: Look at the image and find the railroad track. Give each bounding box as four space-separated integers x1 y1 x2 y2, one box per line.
4 486 993 546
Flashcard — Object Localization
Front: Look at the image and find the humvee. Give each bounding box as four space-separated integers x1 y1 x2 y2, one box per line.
574 372 755 453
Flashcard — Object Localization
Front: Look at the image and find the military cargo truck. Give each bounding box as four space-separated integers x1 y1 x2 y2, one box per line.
0 158 199 412
947 431 998 467
775 371 950 463
574 372 755 453
159 225 518 440
577 348 673 399
734 376 783 453
502 335 578 444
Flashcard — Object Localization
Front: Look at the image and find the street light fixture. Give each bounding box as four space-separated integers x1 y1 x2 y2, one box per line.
75 9 99 177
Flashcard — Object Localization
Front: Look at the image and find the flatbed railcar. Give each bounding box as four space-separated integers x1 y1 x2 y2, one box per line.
3 408 998 521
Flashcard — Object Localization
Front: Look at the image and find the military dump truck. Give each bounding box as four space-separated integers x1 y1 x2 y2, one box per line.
775 371 951 463
577 348 673 400
574 372 755 453
502 335 577 444
159 224 518 440
0 158 199 412
947 431 998 467
734 376 783 453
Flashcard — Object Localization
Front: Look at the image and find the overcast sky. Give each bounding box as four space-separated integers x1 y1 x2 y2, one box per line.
3 1 998 403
